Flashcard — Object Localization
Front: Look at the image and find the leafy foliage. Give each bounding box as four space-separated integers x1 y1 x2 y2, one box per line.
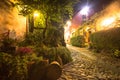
70 35 85 47
90 27 120 53
18 31 43 46
19 27 65 47
37 47 72 65
44 26 64 47
0 38 16 54
15 0 78 18
0 52 43 80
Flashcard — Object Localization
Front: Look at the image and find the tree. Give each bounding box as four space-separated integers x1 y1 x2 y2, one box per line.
15 0 80 46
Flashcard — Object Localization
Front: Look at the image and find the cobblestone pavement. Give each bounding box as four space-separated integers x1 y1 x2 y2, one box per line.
58 45 120 80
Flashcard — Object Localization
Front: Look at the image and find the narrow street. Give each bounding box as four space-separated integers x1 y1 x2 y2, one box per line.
58 45 120 80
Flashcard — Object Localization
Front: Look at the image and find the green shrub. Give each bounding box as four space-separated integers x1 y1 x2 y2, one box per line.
0 52 28 80
18 31 43 46
18 27 66 47
0 52 43 80
0 53 13 80
0 38 16 54
21 45 72 65
70 35 85 47
44 26 65 47
90 27 120 53
56 47 72 64
41 47 72 65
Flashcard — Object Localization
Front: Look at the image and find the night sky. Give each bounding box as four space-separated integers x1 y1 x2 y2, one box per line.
74 0 114 15
91 0 114 12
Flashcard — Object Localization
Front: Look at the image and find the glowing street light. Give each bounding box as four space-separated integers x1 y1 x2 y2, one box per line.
34 11 39 17
79 6 90 22
80 6 89 16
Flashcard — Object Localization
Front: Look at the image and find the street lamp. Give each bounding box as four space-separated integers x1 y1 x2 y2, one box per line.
34 11 39 18
80 6 89 16
80 6 89 22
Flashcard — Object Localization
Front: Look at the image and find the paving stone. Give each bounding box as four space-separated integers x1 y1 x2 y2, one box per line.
58 46 120 80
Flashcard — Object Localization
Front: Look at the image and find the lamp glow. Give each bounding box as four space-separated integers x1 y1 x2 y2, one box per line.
34 11 39 17
101 17 116 26
80 6 89 16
